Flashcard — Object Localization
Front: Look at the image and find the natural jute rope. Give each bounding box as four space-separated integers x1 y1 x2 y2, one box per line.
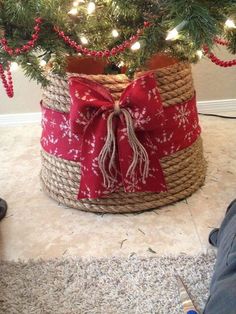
41 61 206 213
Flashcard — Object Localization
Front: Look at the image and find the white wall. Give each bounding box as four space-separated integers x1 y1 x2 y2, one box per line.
0 69 42 114
0 48 235 114
192 48 236 101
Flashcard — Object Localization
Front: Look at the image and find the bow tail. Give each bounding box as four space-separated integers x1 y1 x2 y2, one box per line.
77 114 122 199
117 128 167 193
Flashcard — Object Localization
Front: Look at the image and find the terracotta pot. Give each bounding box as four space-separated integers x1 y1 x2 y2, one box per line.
66 54 178 75
66 56 108 74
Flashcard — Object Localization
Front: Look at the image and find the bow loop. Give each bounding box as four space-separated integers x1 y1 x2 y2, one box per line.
69 76 114 135
120 74 164 131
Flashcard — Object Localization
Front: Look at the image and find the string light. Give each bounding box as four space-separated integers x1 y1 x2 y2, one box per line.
10 62 19 72
131 41 141 51
166 20 187 41
196 50 203 59
166 28 179 41
118 61 125 67
68 7 78 15
80 36 88 45
87 2 96 14
225 18 236 29
112 29 119 38
40 60 47 67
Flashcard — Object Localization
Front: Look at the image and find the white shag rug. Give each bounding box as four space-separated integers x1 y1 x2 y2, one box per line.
0 253 216 314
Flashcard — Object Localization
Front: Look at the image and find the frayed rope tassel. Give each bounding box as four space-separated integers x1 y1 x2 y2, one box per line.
98 103 150 189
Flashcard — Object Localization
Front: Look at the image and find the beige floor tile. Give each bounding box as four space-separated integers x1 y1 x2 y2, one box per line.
185 116 236 252
0 115 235 260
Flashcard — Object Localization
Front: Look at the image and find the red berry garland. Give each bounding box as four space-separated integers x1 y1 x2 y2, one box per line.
0 63 14 98
0 18 42 56
54 21 151 58
204 38 236 67
1 15 236 99
0 18 42 97
214 37 229 46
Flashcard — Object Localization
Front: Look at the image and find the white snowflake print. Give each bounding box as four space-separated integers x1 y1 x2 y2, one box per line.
128 107 151 130
100 135 107 144
91 157 100 177
68 149 80 161
85 134 96 154
49 147 62 158
147 166 159 179
80 184 92 199
48 133 59 145
103 177 119 193
192 121 199 130
131 79 138 89
79 157 89 173
148 87 159 102
60 116 72 138
75 89 96 102
101 112 107 120
163 143 181 156
155 108 165 120
184 131 194 143
156 130 174 144
76 109 94 127
123 96 131 107
173 104 191 130
41 112 48 128
118 127 128 142
41 136 49 146
140 76 147 89
124 175 141 193
50 119 57 128
59 115 79 144
145 136 158 155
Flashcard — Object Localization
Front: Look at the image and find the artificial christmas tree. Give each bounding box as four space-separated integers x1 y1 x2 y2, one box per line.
1 0 236 213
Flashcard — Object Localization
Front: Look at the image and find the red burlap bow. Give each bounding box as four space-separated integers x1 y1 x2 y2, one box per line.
69 74 167 199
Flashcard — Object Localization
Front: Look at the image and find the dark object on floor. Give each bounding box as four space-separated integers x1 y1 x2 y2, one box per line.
204 199 236 314
0 198 7 220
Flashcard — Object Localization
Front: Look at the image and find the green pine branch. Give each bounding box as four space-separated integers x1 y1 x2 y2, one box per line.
0 0 236 85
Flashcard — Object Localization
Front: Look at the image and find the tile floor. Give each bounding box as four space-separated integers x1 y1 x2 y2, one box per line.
0 115 235 260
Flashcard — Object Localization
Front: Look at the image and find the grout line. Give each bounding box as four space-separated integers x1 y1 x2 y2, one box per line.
186 202 206 253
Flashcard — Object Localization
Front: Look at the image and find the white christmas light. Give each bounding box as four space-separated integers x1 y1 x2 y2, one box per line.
196 50 203 59
131 41 141 51
68 7 78 15
112 29 119 38
40 60 47 67
87 2 96 14
166 20 187 41
118 61 125 67
80 36 88 45
166 28 179 41
10 62 19 72
225 18 236 29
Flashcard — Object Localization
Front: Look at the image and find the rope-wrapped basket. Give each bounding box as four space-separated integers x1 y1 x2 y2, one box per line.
41 61 206 213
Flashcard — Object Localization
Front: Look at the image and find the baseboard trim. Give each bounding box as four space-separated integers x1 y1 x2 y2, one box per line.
0 112 41 126
197 99 236 113
0 99 235 126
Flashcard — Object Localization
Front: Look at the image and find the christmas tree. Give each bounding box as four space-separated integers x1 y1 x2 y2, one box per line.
0 0 236 88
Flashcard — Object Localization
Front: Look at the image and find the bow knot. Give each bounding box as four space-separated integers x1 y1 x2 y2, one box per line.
114 101 121 114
